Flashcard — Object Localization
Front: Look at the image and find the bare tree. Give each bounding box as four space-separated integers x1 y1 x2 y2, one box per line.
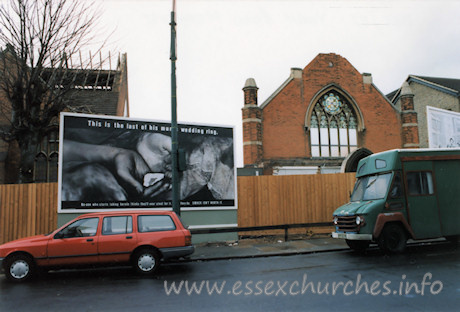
0 0 108 183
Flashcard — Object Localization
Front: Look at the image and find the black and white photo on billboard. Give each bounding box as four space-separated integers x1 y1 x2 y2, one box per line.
58 113 235 211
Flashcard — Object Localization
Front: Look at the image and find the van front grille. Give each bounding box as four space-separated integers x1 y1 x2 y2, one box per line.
336 216 358 232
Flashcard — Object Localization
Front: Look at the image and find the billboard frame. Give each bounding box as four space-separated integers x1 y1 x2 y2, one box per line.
58 112 237 213
427 106 460 149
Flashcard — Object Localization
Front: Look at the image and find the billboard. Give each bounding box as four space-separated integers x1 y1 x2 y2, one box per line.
58 113 235 212
427 106 460 148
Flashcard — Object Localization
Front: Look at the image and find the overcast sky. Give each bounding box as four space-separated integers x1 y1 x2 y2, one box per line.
101 0 460 166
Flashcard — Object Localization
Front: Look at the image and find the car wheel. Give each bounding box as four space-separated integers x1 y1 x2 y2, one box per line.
346 239 370 252
4 254 35 282
132 248 160 275
378 224 407 254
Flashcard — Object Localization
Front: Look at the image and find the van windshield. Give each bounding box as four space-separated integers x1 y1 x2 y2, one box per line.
350 173 392 202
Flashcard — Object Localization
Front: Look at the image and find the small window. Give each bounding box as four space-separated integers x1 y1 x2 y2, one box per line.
406 171 434 195
102 216 133 235
375 159 386 169
138 215 176 233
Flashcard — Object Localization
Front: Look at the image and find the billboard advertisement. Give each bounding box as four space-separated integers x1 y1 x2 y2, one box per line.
58 113 235 212
427 106 460 148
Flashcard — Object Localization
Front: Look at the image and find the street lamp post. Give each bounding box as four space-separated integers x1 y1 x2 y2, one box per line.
170 0 180 216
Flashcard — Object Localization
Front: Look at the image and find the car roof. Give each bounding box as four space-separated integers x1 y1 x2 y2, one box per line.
76 210 175 219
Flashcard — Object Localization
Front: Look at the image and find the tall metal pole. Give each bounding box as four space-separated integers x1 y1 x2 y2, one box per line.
170 0 180 215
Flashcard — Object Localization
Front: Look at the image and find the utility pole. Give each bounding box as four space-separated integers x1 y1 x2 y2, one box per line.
170 0 180 215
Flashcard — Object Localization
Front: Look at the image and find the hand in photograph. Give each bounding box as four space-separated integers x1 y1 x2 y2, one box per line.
180 137 234 200
136 133 173 199
137 133 173 176
63 140 150 195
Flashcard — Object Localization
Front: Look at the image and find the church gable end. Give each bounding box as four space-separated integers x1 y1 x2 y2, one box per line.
242 53 403 172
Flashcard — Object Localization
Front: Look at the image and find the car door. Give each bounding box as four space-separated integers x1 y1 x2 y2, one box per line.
98 215 137 264
47 217 100 266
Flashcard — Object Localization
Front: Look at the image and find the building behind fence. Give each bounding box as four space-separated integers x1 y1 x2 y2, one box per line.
0 173 355 244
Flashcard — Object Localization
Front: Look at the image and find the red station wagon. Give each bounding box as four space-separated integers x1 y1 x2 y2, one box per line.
0 210 194 282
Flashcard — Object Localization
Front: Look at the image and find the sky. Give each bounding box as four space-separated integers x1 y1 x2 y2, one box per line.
62 0 460 166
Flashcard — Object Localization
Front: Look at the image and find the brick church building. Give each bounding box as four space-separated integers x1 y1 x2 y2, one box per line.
242 53 460 175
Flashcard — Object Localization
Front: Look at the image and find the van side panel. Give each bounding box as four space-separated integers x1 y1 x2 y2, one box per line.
434 160 460 236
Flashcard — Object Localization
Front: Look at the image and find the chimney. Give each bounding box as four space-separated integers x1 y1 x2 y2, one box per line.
243 78 258 107
290 68 302 79
400 82 420 148
242 78 263 166
362 73 372 84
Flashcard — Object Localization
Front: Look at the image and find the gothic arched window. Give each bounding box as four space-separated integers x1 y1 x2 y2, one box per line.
34 153 48 182
310 91 358 157
34 129 59 182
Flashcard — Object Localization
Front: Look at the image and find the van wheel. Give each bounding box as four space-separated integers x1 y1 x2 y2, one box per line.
132 248 160 275
346 240 370 252
4 254 35 282
378 224 407 254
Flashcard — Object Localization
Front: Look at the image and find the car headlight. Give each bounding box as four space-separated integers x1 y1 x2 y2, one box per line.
355 216 365 225
333 216 338 225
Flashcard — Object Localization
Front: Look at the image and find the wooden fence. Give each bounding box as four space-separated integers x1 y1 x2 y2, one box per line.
0 183 58 245
237 173 356 235
0 173 356 244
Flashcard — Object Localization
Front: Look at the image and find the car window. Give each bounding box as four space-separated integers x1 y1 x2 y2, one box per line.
102 216 133 235
57 218 99 238
138 215 176 233
177 215 189 229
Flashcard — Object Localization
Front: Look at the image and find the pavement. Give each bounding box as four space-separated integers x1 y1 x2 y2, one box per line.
187 234 349 261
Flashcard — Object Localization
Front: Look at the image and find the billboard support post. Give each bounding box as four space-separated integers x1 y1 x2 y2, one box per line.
170 1 180 216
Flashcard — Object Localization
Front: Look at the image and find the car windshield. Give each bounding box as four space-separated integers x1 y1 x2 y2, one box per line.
350 173 392 202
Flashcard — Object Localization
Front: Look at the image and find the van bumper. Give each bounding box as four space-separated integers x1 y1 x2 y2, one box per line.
332 232 373 240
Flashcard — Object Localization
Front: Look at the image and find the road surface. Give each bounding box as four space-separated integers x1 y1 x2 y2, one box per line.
0 242 458 311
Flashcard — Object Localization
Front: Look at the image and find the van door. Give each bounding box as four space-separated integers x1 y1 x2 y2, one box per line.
433 159 460 236
403 161 442 239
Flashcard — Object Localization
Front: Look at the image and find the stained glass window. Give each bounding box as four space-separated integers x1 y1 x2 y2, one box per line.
310 91 358 157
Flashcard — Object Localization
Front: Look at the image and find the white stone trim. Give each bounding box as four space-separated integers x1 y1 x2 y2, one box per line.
243 104 259 108
243 141 263 146
242 118 262 123
402 123 418 127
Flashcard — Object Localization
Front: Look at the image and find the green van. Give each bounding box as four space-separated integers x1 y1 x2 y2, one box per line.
332 148 460 253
